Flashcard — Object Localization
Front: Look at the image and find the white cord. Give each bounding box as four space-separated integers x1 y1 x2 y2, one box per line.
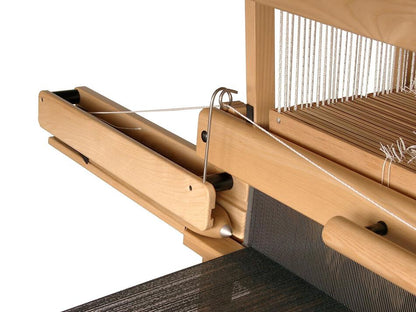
88 105 212 115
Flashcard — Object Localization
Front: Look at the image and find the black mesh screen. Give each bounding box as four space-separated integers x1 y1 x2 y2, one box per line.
64 248 348 312
246 189 416 312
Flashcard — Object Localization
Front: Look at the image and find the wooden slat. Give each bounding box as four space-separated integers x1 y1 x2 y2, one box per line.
76 87 215 177
196 108 416 253
254 0 416 52
245 0 275 127
48 136 185 232
183 229 244 262
76 87 249 240
323 216 416 296
270 111 416 199
39 91 215 231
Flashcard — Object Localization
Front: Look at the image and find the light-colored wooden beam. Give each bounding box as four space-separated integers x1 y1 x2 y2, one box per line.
254 0 416 52
245 0 275 127
196 108 416 254
269 110 416 200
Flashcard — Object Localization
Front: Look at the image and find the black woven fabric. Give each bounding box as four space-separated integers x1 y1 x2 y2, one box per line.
247 189 416 312
64 248 348 312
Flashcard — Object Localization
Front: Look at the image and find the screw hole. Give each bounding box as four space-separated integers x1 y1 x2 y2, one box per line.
41 97 44 102
189 185 193 191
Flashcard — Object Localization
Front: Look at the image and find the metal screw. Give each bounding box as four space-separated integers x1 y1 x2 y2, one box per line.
201 130 208 142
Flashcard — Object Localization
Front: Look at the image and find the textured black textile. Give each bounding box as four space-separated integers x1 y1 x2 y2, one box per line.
64 248 348 312
247 189 416 312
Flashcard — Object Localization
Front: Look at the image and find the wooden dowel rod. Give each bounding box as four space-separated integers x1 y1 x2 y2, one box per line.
322 216 416 296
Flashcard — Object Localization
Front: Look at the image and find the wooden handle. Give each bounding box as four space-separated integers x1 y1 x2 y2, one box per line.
322 216 416 296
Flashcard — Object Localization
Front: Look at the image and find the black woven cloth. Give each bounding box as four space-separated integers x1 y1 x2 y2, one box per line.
247 189 416 312
64 248 348 312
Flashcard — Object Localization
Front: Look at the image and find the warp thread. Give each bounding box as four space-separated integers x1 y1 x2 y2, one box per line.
379 135 416 186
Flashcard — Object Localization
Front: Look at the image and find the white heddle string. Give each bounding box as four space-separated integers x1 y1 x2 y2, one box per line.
221 103 416 232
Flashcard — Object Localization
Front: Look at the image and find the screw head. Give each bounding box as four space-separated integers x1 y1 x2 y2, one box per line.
201 130 208 142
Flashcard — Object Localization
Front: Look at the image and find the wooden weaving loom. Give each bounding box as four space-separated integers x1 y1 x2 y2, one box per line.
39 1 416 311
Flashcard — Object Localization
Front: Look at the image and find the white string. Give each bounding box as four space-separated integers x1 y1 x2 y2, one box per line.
222 103 416 232
335 29 342 101
88 105 212 115
278 10 284 112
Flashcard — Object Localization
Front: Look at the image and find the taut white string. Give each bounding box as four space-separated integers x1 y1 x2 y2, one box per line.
88 105 212 115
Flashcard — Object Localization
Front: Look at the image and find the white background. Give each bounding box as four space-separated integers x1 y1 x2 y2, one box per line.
0 1 246 311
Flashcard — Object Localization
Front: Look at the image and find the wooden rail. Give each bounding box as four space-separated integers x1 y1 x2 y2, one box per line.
196 108 416 253
252 0 416 51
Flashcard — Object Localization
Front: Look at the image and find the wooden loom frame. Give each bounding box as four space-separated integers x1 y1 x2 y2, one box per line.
39 0 416 298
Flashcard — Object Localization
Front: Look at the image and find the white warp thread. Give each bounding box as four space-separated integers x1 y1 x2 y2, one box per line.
379 135 416 186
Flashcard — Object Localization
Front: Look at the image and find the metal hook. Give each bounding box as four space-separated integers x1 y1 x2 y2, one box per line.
202 87 238 183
